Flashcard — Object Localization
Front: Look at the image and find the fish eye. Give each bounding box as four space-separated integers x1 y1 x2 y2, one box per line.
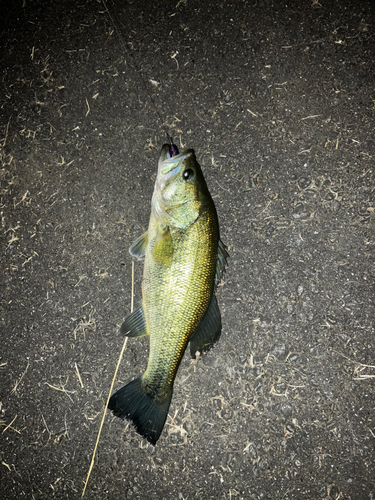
183 168 194 181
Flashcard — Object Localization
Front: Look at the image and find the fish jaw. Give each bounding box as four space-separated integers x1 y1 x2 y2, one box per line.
158 143 189 163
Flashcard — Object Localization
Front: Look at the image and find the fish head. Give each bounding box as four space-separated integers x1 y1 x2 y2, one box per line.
151 144 212 229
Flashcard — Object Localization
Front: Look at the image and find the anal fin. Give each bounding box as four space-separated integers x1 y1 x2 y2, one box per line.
120 303 148 337
189 294 222 358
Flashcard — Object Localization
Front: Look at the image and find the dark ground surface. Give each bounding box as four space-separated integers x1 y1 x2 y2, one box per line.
1 0 374 498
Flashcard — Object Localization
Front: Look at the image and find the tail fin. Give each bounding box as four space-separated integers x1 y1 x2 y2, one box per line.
108 377 172 445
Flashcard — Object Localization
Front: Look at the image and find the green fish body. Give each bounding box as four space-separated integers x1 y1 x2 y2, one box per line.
108 145 227 444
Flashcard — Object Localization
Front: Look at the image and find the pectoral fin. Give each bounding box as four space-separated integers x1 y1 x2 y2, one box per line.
152 224 173 263
120 303 148 337
129 232 148 260
189 294 222 358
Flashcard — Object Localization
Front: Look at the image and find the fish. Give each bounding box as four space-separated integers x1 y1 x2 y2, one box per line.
108 144 228 445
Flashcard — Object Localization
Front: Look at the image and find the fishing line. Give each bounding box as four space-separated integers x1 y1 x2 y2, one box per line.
100 0 179 156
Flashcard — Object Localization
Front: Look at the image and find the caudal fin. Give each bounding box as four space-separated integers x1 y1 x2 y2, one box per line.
108 377 172 445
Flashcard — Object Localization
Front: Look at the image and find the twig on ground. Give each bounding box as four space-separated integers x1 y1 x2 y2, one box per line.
75 363 84 388
11 360 30 394
82 261 134 497
2 415 20 434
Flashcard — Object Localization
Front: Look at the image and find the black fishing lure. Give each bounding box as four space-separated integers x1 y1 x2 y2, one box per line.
168 142 179 157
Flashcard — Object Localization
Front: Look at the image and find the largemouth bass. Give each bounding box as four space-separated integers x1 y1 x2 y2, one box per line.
108 144 228 444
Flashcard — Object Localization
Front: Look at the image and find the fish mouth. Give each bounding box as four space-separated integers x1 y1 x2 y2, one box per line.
159 144 194 173
159 144 194 164
157 146 195 188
